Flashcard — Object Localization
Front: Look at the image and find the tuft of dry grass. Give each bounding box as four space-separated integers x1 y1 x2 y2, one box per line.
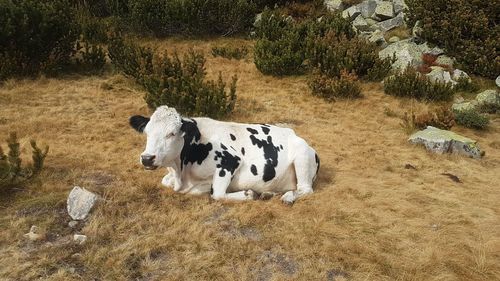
1 37 500 280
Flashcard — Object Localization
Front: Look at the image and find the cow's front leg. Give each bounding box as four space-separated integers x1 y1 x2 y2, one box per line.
161 167 182 191
211 169 256 201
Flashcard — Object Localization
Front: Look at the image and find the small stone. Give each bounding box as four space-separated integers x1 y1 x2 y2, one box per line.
67 186 99 220
412 20 423 38
253 13 262 27
409 126 483 159
342 6 361 19
358 0 377 18
435 55 453 67
496 76 500 88
374 1 394 20
352 15 370 31
369 30 387 47
68 220 78 228
73 234 87 245
393 0 408 14
427 47 445 56
452 69 470 82
452 101 478 112
476 89 500 112
324 0 344 12
24 225 43 241
375 13 404 32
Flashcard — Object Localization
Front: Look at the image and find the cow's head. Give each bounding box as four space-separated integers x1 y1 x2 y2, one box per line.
129 106 183 170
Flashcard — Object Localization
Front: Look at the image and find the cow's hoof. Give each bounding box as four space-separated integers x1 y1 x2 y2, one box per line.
280 191 296 205
245 190 258 200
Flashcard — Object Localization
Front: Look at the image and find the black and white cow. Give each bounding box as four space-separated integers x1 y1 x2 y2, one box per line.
130 106 319 204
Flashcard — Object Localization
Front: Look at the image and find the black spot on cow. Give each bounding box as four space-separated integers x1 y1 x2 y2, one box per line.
246 128 258 135
280 144 283 150
261 126 270 135
315 153 320 175
214 150 241 177
250 164 258 176
180 119 212 170
221 143 228 150
249 134 281 182
129 115 150 133
230 134 236 141
241 147 245 155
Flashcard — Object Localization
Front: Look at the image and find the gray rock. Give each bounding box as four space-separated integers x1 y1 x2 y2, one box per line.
73 234 87 245
426 46 445 56
409 126 483 159
67 186 99 220
24 225 43 241
379 39 424 70
435 55 453 67
476 89 500 110
426 66 455 85
358 0 377 18
412 20 423 38
68 220 78 228
374 1 394 20
496 76 500 88
452 101 478 112
375 13 405 32
254 13 262 27
388 36 400 43
352 15 370 31
369 30 387 47
393 0 408 14
342 6 361 19
452 69 470 82
365 18 379 26
324 0 344 12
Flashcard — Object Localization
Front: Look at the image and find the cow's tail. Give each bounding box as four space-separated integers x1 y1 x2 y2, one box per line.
313 152 320 182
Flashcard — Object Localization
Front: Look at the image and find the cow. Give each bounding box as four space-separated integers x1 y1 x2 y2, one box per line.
129 106 320 204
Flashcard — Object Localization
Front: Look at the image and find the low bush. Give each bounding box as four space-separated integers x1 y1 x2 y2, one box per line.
307 32 393 80
76 41 107 73
309 70 361 101
0 133 49 192
109 38 237 118
413 107 455 130
384 67 455 101
212 46 249 60
128 0 256 37
407 0 499 79
0 0 79 79
453 109 489 130
76 8 110 43
454 76 480 94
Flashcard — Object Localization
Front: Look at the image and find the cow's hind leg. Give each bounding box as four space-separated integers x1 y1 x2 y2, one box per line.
211 168 256 201
281 143 318 204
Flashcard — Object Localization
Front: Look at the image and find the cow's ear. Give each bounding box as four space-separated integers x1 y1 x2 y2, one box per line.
129 115 150 133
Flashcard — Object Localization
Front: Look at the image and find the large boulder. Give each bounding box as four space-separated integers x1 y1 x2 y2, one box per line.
379 39 425 70
358 0 378 18
324 0 344 12
342 6 361 19
426 66 456 85
409 126 483 159
452 101 478 112
476 89 500 112
67 186 99 220
374 1 394 20
375 12 405 32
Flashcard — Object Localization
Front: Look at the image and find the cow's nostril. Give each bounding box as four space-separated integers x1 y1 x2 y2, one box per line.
141 155 156 166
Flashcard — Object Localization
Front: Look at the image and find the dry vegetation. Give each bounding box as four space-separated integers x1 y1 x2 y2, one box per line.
1 38 499 280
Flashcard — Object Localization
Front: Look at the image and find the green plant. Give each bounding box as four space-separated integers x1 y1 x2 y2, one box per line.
211 46 249 60
307 32 393 80
407 0 499 79
0 133 49 191
384 67 455 101
0 0 79 79
453 109 489 130
110 39 237 118
309 69 362 101
76 41 107 72
414 107 455 130
76 8 109 43
454 76 480 93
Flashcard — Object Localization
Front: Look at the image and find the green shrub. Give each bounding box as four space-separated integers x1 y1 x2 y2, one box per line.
307 32 393 80
384 67 455 101
453 109 489 130
309 70 362 101
0 0 79 79
212 46 249 60
454 76 480 93
0 133 49 191
110 38 237 118
76 8 110 43
407 0 500 78
128 0 256 37
76 41 107 72
108 36 153 81
254 32 307 75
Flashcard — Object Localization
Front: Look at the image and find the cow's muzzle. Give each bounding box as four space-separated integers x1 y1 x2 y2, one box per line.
141 154 158 170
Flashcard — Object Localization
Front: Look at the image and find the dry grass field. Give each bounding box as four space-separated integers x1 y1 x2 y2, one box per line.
0 38 499 281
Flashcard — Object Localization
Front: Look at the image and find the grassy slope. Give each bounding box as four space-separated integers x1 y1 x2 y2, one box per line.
0 38 499 281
